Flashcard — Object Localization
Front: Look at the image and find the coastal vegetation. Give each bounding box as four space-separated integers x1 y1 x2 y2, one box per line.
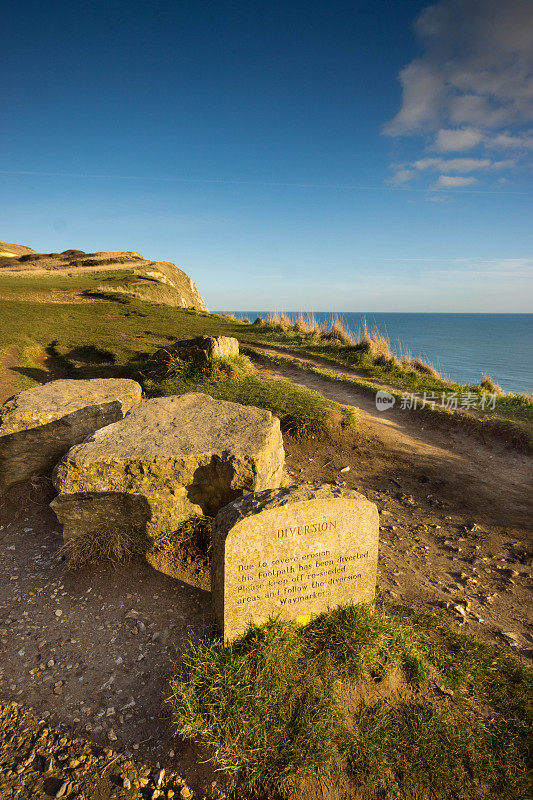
169 600 533 799
0 268 530 445
144 352 356 438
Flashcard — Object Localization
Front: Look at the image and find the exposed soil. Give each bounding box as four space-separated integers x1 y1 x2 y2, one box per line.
0 346 531 798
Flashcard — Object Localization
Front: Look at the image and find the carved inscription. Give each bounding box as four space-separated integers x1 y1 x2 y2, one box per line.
212 486 380 640
234 528 370 607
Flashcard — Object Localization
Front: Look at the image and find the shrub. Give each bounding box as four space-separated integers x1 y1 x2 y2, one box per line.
480 374 504 395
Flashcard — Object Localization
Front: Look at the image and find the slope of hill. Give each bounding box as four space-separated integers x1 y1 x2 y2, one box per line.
0 241 37 258
0 243 208 311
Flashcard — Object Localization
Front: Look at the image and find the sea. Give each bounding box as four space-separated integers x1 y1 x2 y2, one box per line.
226 312 533 395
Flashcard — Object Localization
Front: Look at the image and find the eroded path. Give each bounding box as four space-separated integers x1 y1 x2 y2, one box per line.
247 344 533 654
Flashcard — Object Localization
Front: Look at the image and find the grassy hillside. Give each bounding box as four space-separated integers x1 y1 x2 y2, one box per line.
0 268 531 446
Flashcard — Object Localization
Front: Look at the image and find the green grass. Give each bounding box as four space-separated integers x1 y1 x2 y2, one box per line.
169 601 533 800
144 354 357 438
0 271 530 440
0 271 246 394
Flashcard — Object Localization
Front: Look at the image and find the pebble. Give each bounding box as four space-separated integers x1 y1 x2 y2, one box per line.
154 767 165 787
55 781 70 798
55 610 63 617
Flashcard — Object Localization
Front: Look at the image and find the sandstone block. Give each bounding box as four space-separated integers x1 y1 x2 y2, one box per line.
51 393 285 583
154 335 239 366
0 378 142 493
212 484 379 640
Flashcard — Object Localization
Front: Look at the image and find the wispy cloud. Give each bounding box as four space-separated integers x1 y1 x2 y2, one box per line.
432 175 478 189
415 157 491 172
434 127 484 152
487 131 533 150
383 0 533 190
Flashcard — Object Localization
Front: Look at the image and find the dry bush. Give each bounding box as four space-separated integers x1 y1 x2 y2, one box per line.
403 357 441 378
320 317 355 346
292 313 309 333
253 316 264 325
269 310 292 331
304 312 321 336
480 374 504 395
355 333 392 359
240 316 251 324
61 526 147 569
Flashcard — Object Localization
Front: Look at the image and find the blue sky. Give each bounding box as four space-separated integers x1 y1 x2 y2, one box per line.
1 0 532 311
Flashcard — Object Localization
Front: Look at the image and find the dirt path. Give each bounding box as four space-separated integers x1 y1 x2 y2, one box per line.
0 480 223 799
247 342 532 529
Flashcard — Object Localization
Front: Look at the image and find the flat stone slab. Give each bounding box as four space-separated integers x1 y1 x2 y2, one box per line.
0 378 142 493
212 484 379 640
51 393 285 583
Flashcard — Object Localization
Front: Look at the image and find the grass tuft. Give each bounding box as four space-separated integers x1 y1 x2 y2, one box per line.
480 373 504 394
60 526 147 569
168 601 533 799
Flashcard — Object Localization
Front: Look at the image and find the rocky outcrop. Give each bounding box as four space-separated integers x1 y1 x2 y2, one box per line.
0 379 142 493
0 246 208 311
154 336 239 366
51 393 285 584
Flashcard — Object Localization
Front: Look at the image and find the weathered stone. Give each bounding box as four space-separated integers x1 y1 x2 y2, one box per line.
0 379 142 493
212 484 379 640
154 335 239 366
51 393 284 584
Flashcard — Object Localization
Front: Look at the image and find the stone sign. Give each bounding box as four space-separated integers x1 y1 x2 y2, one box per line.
212 484 379 640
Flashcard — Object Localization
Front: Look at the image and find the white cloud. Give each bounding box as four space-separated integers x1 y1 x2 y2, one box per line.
384 0 533 136
389 168 416 185
487 131 533 149
432 175 478 189
414 157 515 172
415 157 491 172
434 127 483 152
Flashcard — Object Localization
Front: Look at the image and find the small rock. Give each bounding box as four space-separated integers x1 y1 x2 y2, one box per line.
154 768 165 787
180 788 193 800
340 466 350 473
55 610 63 617
108 730 118 741
55 782 70 799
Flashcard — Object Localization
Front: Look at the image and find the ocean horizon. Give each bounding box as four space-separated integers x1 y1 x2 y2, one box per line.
223 312 533 395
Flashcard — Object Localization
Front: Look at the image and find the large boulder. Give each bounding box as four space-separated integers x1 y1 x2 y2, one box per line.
0 378 142 493
51 393 285 584
154 335 239 367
